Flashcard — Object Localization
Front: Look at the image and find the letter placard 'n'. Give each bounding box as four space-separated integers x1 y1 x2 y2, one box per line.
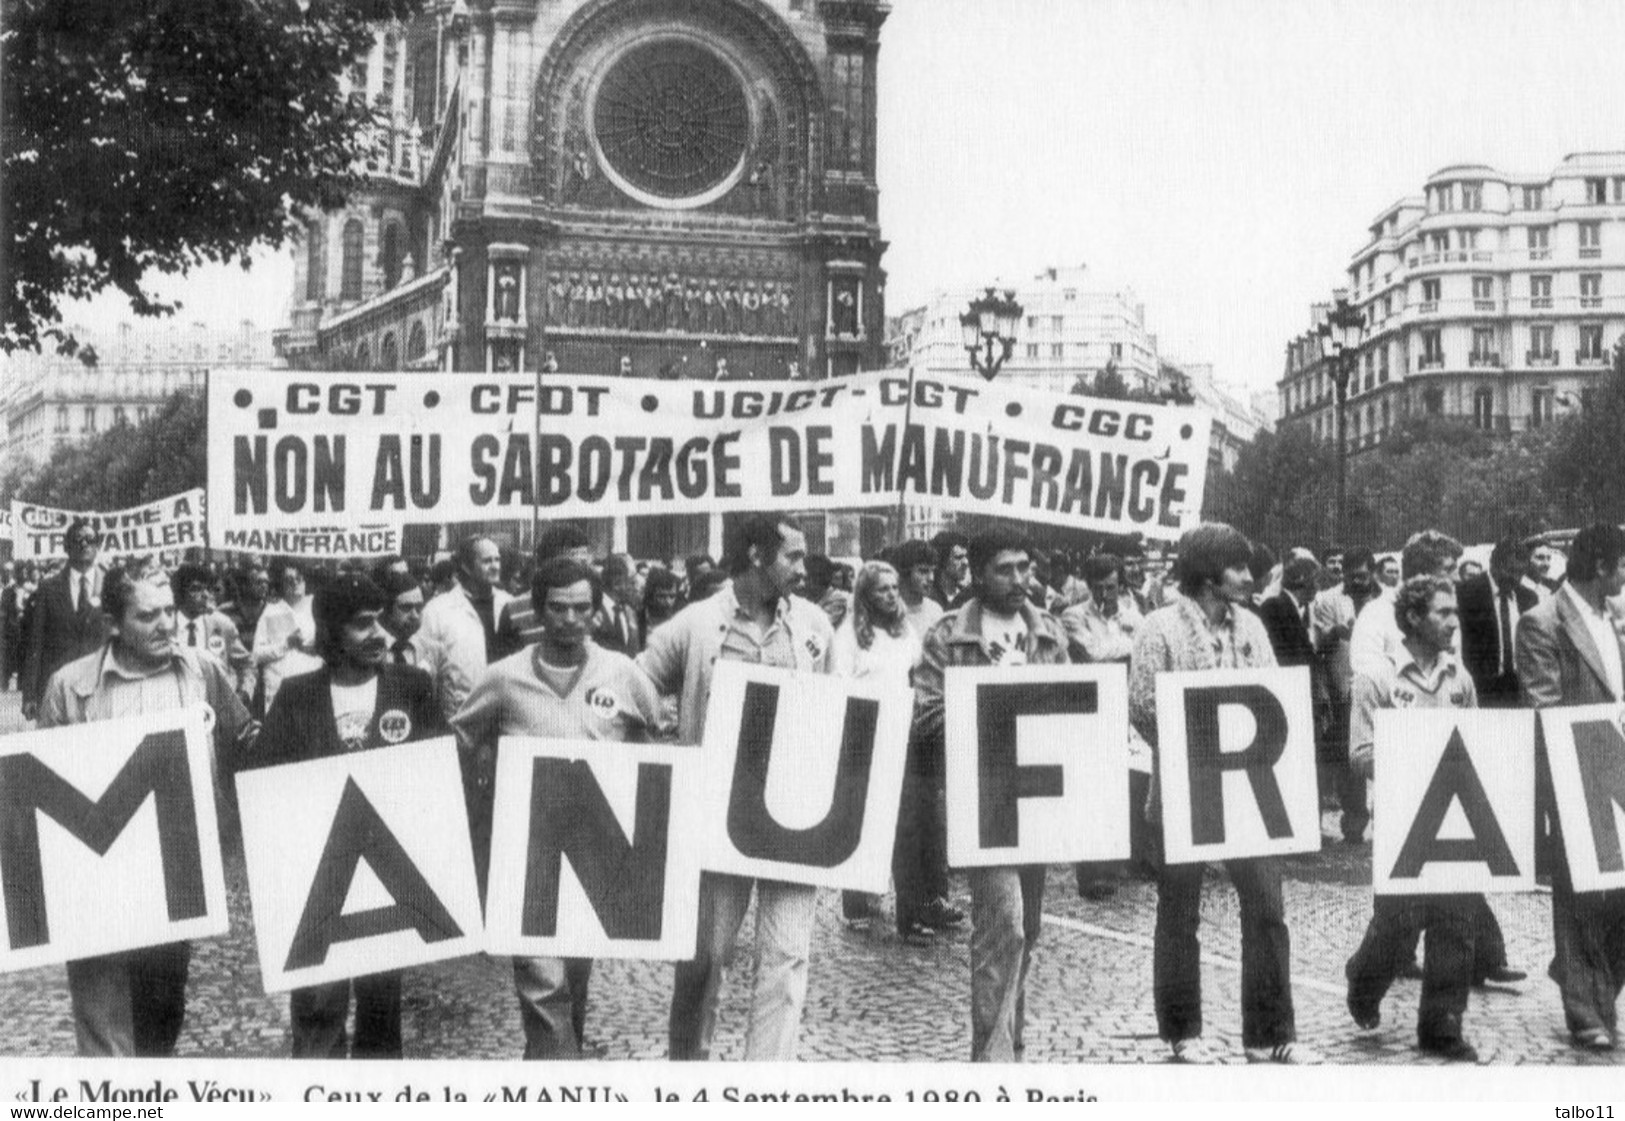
1373 708 1534 895
697 662 914 894
235 737 484 993
283 778 463 971
726 681 878 866
944 664 1131 868
1538 706 1625 892
483 739 703 961
0 708 227 974
1155 668 1320 865
521 758 671 940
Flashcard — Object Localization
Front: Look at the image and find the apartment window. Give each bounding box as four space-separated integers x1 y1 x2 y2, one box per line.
1110 342 1123 359
305 221 326 302
1420 328 1444 369
1528 226 1550 259
1461 182 1482 211
54 406 68 434
1580 324 1605 362
1025 343 1039 359
1471 327 1496 366
1383 294 1393 320
1472 388 1495 431
1350 411 1361 445
112 406 126 427
82 407 96 434
1530 274 1553 309
1582 387 1600 413
1050 344 1063 358
1580 273 1603 308
1615 177 1625 203
1579 221 1602 258
1523 185 1545 210
1362 351 1375 393
1379 346 1390 382
1586 178 1607 205
1424 387 1445 415
826 51 867 171
1420 278 1441 309
1458 228 1478 251
1050 315 1064 330
1531 387 1556 428
1434 184 1455 212
137 406 149 424
1529 324 1555 363
1472 275 1495 310
1429 232 1450 254
340 218 364 302
1063 289 1077 301
1380 399 1391 433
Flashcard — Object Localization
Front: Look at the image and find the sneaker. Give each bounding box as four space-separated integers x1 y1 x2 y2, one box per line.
1347 995 1381 1031
1166 1037 1219 1064
1244 1042 1323 1065
900 920 938 945
920 898 966 929
1572 1028 1616 1052
1078 880 1118 902
1420 1037 1479 1063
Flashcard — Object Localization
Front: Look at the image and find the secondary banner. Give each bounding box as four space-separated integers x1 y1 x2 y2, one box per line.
12 490 205 561
207 370 1212 540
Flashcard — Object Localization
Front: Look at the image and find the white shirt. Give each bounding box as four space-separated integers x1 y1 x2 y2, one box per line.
1563 582 1624 700
253 597 321 709
330 678 379 751
981 609 1029 667
418 584 513 723
830 620 920 685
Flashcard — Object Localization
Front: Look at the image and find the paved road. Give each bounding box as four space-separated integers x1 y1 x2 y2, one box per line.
0 685 1614 1067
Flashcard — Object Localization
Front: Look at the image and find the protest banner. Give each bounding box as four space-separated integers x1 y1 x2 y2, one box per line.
483 738 702 960
11 490 205 562
1156 667 1320 864
696 661 912 892
0 707 226 972
943 664 1130 868
206 370 1212 541
1372 709 1535 895
218 523 404 559
234 738 483 993
1539 704 1625 893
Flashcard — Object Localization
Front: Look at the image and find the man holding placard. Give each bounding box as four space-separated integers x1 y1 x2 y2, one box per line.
453 557 662 1059
912 527 1072 1061
1344 574 1484 1062
637 514 833 1061
38 569 254 1057
1128 523 1317 1065
244 574 444 1058
1517 522 1625 1053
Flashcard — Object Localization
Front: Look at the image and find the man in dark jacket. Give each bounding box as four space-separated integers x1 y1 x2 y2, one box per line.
22 519 110 720
1458 537 1540 709
243 575 444 1059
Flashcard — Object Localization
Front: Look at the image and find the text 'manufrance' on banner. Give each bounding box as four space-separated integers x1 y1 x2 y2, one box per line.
696 662 913 893
483 737 703 960
943 664 1130 868
1540 704 1625 893
1372 709 1535 895
0 707 227 973
206 370 1212 542
1155 667 1320 865
234 737 483 993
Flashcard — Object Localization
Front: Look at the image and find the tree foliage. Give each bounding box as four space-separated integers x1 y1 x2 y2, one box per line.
2 0 420 358
6 392 205 509
1544 337 1625 524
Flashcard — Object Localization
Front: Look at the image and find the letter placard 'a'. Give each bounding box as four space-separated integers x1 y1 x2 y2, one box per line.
1373 709 1534 895
1540 705 1625 893
0 708 226 972
944 664 1129 867
698 662 912 892
235 737 483 993
484 738 702 960
1156 668 1320 864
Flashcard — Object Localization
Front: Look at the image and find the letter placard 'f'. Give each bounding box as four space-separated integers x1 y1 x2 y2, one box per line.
726 681 879 867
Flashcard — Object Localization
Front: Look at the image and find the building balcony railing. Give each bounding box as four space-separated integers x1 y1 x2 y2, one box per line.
1581 296 1603 308
1530 297 1553 309
1418 357 1445 371
1471 251 1494 262
1580 247 1602 259
1529 248 1552 261
1418 300 1438 314
1527 351 1559 366
1474 299 1498 311
1578 351 1609 365
1468 353 1502 367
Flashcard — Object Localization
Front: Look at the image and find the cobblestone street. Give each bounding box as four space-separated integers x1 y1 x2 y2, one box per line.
0 687 1614 1068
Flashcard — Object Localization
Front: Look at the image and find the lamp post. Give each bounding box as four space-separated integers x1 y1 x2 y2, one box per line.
960 287 1023 380
1316 295 1366 547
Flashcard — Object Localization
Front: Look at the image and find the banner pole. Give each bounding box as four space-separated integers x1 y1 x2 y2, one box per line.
531 348 542 552
891 363 917 546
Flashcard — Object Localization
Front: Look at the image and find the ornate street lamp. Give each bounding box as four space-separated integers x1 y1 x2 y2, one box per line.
960 287 1023 381
1316 295 1367 547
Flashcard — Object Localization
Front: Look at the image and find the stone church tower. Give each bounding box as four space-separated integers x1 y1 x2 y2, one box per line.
279 0 890 384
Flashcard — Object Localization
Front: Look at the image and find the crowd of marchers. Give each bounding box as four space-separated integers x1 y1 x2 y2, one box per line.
8 511 1625 1067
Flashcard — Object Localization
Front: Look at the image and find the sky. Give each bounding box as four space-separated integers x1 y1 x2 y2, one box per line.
56 0 1625 395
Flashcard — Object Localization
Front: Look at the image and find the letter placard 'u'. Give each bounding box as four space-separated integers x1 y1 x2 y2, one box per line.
1156 668 1321 864
235 737 484 993
698 662 913 893
0 707 226 973
483 738 703 960
1373 709 1534 895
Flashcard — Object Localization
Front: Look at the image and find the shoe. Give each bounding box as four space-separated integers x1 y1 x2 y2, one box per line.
1078 880 1118 902
900 920 938 945
1572 1028 1616 1052
920 898 965 929
1347 995 1381 1031
1166 1037 1219 1064
1397 960 1424 980
1244 1042 1323 1065
1420 1037 1479 1063
1477 966 1527 985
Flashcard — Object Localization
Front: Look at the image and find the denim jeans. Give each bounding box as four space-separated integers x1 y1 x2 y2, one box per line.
1154 858 1295 1048
513 956 594 1058
290 972 403 1058
66 942 191 1056
1346 895 1475 1044
967 865 1046 1061
1550 862 1625 1036
668 873 818 1060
